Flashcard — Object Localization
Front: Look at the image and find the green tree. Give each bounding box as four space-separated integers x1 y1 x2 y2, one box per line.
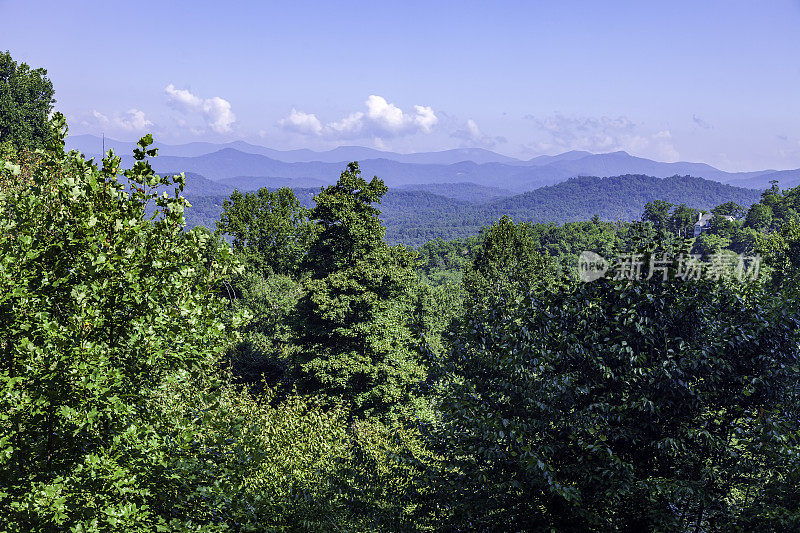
642 199 674 231
712 201 746 220
670 203 699 237
463 216 555 316
1 119 407 531
708 214 740 240
0 118 250 529
744 203 774 231
226 271 303 387
293 163 425 419
217 187 316 278
0 51 56 150
760 181 792 224
692 232 732 257
435 274 800 530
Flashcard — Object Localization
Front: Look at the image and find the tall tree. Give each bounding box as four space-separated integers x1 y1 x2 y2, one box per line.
744 203 773 231
463 216 554 316
293 163 424 419
670 203 699 237
0 51 56 151
712 201 746 220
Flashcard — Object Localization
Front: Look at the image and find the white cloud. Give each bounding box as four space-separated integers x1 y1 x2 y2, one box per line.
528 114 635 152
92 110 109 123
279 95 438 140
466 119 481 139
524 113 680 161
413 105 437 133
89 108 152 132
165 84 236 134
329 112 365 135
651 130 680 161
117 109 152 131
366 95 405 132
279 108 324 135
164 85 203 109
451 118 507 149
203 96 235 134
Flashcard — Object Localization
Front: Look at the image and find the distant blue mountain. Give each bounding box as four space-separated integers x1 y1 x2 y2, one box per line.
65 135 800 193
726 168 800 190
527 150 593 165
181 174 765 246
218 176 327 191
66 135 523 165
398 182 513 203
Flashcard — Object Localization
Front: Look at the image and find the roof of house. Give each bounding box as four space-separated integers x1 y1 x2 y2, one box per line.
694 213 735 228
694 213 713 227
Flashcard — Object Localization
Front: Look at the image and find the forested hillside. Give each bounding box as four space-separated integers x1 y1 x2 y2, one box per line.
397 182 514 203
183 174 763 246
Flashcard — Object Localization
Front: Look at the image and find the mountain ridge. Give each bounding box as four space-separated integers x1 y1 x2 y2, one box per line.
66 134 800 192
179 174 765 246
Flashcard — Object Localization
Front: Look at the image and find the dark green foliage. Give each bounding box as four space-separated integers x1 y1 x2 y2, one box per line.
303 163 390 275
412 281 464 362
712 201 746 220
671 203 700 236
226 272 303 387
463 216 556 317
0 51 56 151
755 217 800 289
6 95 800 529
744 202 773 230
436 274 800 530
1 120 421 531
293 163 425 419
642 199 674 231
759 181 791 223
416 235 481 285
691 232 731 256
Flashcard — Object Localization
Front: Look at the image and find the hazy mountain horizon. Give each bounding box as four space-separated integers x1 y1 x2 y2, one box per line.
65 134 800 192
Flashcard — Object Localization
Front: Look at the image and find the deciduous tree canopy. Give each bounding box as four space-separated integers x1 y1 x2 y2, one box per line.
0 51 55 151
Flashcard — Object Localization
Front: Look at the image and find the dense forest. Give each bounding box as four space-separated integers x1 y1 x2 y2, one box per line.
182 174 763 246
2 52 800 531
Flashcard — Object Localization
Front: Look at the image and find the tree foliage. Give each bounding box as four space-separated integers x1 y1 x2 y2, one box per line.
5 77 800 529
0 118 245 529
0 51 56 151
462 216 555 317
436 273 800 530
217 187 316 278
293 163 425 419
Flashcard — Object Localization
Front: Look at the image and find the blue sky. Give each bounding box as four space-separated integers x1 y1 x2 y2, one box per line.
3 0 800 170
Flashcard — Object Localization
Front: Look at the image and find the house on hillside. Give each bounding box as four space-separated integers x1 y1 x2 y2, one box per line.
694 212 734 237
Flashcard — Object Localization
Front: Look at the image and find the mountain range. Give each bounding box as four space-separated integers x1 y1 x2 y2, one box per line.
181 174 763 246
67 134 800 193
68 135 787 245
